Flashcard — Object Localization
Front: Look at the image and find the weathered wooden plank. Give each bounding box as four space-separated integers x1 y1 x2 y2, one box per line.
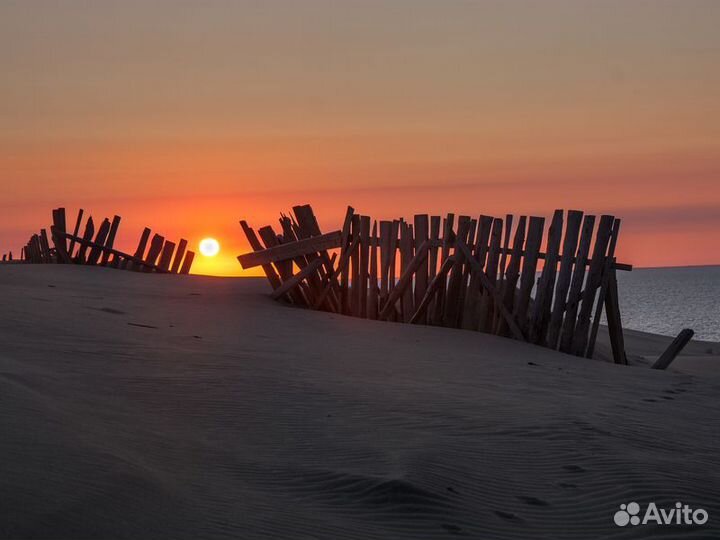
39 229 53 263
100 215 121 265
368 221 379 320
571 214 614 356
379 220 392 305
339 206 355 314
431 213 455 325
350 214 361 316
652 329 694 370
586 218 622 359
410 256 455 324
179 251 195 275
170 239 188 274
559 215 596 353
399 221 415 322
479 217 503 333
358 215 371 318
157 241 176 273
496 216 526 336
76 217 95 263
443 216 471 327
143 234 165 272
387 219 400 294
457 218 477 325
51 208 72 263
237 230 342 269
462 215 493 330
604 268 627 365
87 218 111 265
546 210 583 349
528 210 563 344
427 215 441 321
413 214 429 316
379 240 430 320
67 208 84 259
271 258 324 301
514 216 545 333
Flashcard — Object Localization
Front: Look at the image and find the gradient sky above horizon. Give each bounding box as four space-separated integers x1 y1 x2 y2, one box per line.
1 0 718 275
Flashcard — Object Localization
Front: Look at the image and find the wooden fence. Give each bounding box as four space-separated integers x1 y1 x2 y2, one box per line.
238 204 632 364
15 207 195 274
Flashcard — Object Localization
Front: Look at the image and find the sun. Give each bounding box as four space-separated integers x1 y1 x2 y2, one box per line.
199 238 220 257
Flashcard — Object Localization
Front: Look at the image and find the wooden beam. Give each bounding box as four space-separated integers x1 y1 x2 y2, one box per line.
179 251 195 275
238 230 342 269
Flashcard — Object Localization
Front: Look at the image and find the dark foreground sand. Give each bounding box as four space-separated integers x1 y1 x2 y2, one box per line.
0 265 718 539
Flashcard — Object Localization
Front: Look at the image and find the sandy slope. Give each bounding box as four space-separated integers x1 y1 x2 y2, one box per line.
0 265 718 539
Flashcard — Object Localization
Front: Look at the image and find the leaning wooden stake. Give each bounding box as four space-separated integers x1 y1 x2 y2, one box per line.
652 329 694 370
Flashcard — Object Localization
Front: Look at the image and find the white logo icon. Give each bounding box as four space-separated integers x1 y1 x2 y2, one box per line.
614 502 641 526
614 502 708 527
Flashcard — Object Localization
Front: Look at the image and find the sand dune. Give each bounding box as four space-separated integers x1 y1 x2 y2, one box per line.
1 265 718 539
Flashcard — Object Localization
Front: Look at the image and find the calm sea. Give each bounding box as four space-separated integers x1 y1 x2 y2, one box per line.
615 265 720 342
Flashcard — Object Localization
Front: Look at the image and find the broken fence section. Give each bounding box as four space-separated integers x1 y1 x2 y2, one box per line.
17 207 195 274
238 204 632 364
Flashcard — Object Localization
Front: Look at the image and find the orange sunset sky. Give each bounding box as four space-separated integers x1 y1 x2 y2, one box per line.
1 1 718 276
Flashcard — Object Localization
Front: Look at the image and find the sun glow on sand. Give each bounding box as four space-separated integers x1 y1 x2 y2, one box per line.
199 238 220 257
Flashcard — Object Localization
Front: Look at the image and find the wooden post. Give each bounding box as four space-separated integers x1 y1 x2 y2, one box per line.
379 220 392 309
399 220 415 322
652 329 694 370
358 215 371 318
462 215 492 330
100 216 121 265
413 214 429 314
368 221 379 320
479 217 503 333
496 216 526 336
604 268 627 365
87 218 111 265
179 251 195 275
432 213 454 325
514 216 545 333
443 216 471 327
586 218 622 358
350 214 361 316
528 210 563 344
546 210 583 349
339 206 355 314
76 217 95 263
559 215 596 353
67 208 84 259
170 239 188 274
143 234 165 271
157 241 176 273
571 214 615 356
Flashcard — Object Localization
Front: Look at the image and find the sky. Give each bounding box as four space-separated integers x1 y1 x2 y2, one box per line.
1 0 718 275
